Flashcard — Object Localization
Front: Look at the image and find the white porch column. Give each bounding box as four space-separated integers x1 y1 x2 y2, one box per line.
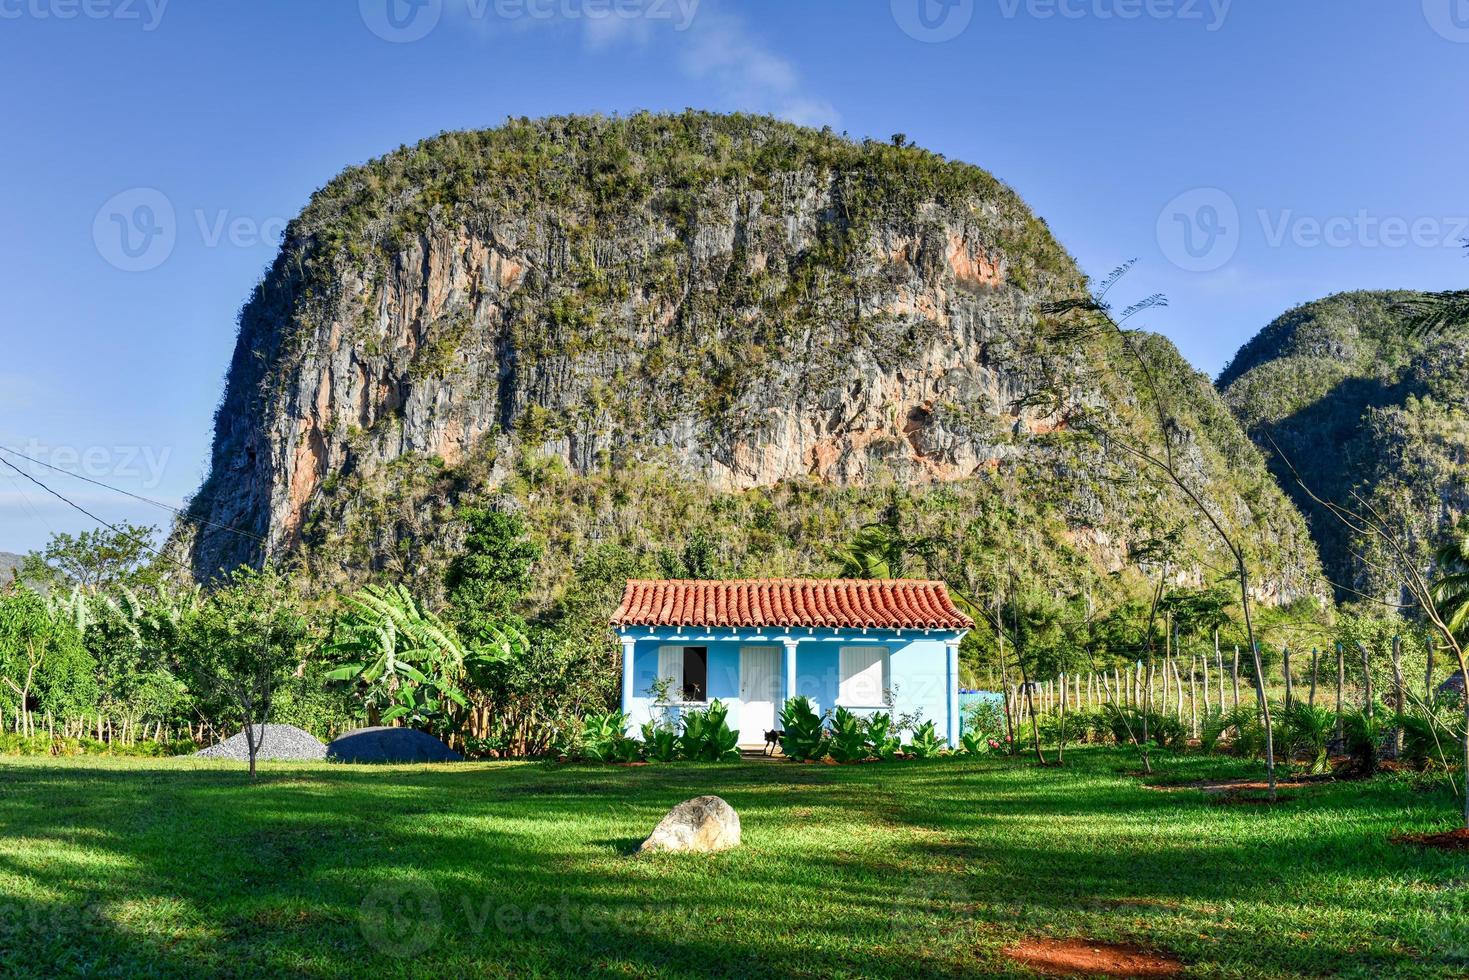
620 635 637 734
782 636 799 708
945 640 961 747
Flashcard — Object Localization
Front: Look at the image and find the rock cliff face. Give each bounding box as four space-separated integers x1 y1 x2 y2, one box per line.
1220 290 1469 599
179 112 1320 605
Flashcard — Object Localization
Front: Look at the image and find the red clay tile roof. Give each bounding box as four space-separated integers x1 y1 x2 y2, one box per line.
611 579 974 630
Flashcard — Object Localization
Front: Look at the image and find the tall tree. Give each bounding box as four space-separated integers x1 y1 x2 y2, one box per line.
445 508 541 626
20 524 160 593
174 567 308 778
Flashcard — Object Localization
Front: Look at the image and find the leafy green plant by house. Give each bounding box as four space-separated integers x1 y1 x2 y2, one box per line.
640 720 679 763
579 710 639 763
905 720 944 758
677 700 738 762
828 707 871 763
779 696 827 761
959 728 990 755
865 712 903 760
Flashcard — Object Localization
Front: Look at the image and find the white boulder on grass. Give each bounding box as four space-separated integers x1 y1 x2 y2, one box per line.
637 796 741 854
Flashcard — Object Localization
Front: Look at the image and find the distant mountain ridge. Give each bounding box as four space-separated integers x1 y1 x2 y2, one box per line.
0 552 23 585
1219 289 1469 599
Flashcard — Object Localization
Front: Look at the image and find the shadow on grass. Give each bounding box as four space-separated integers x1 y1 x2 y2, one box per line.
0 750 1464 977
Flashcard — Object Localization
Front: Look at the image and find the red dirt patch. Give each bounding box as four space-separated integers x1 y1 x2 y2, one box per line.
1392 828 1469 853
1002 938 1183 977
1146 777 1312 795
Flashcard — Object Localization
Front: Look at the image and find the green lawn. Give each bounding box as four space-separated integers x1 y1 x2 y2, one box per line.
0 749 1464 978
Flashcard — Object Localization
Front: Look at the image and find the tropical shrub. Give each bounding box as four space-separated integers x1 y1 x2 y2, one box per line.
779 697 827 761
829 707 871 763
1201 706 1267 757
1395 704 1465 770
1039 709 1108 745
905 720 945 758
1104 704 1146 746
640 720 680 763
1282 701 1335 774
963 699 1005 743
678 700 739 762
959 728 990 755
577 710 639 763
1342 706 1387 773
865 712 903 759
325 583 500 730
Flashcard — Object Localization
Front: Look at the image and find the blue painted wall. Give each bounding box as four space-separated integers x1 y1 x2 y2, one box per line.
619 625 964 746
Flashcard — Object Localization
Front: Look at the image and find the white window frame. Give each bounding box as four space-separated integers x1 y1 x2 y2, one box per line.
838 646 890 709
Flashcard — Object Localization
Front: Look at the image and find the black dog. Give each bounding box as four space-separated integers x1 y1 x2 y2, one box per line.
763 730 785 756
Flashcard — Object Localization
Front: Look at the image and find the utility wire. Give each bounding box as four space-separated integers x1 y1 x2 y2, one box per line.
0 444 267 545
0 455 197 578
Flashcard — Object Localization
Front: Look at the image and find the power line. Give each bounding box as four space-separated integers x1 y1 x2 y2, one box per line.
0 455 197 578
0 444 267 546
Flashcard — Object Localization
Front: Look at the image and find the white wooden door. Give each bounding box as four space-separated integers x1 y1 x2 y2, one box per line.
739 646 781 742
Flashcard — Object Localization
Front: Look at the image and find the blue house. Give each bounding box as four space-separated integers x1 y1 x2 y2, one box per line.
612 579 973 748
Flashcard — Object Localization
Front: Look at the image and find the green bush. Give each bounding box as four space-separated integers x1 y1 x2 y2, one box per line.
865 712 903 760
0 734 195 758
905 720 944 758
577 711 640 763
1201 706 1266 756
1282 701 1335 774
779 697 827 761
1342 706 1386 773
959 729 990 755
677 700 739 762
1396 705 1464 769
1039 709 1108 745
640 720 679 763
1103 706 1185 749
828 707 871 763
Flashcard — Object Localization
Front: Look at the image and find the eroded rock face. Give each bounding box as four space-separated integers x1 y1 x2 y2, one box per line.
638 795 741 854
181 116 1088 579
174 113 1321 604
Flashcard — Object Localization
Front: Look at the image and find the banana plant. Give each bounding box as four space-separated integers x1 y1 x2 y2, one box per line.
325 583 523 728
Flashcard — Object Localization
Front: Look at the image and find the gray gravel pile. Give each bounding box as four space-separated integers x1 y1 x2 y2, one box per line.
195 723 327 762
327 726 462 763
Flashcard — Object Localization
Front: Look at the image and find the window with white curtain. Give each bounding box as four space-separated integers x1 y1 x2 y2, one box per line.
657 645 708 702
839 646 889 706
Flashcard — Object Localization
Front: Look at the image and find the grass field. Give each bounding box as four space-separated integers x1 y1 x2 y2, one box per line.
0 749 1465 978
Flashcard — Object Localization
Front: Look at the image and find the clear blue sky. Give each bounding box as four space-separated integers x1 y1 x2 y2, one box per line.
2 0 1466 552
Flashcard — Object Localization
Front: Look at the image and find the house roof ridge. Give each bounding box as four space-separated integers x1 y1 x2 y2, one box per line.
610 578 973 630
